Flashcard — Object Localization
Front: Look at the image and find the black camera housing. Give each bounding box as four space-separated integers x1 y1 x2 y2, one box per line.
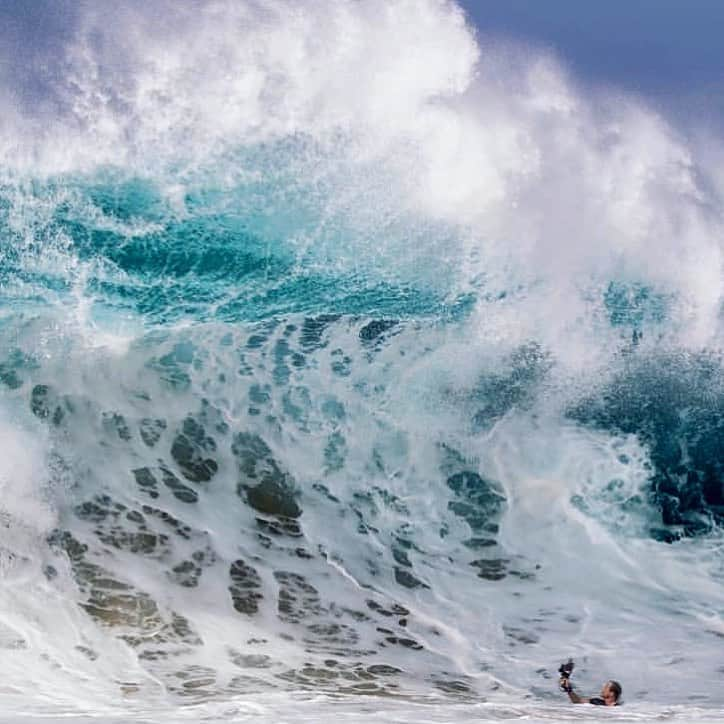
558 659 574 690
558 660 574 678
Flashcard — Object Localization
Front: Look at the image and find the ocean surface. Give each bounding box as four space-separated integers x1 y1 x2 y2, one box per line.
0 1 723 721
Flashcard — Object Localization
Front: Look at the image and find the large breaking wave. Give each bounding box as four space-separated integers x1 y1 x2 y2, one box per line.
0 0 722 719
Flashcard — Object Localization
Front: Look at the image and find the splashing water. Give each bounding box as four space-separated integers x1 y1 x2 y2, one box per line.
0 1 722 721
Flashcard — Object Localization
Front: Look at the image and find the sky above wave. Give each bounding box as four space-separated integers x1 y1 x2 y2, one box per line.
460 0 724 126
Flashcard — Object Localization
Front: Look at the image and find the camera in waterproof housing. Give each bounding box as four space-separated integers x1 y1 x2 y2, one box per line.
558 659 574 690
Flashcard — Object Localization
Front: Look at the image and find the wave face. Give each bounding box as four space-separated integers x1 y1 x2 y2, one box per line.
0 0 723 718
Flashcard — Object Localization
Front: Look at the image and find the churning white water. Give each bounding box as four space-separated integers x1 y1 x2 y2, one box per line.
0 1 722 721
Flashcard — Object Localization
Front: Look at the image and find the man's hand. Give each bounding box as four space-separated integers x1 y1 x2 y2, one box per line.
560 680 588 704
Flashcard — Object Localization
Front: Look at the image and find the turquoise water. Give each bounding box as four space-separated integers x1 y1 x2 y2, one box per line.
0 1 723 720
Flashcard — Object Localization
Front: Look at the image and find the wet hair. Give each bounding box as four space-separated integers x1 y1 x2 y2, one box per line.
607 680 622 701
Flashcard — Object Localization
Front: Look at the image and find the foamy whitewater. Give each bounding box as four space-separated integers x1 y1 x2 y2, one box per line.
0 1 723 721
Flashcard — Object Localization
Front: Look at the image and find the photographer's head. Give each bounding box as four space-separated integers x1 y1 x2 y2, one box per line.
601 680 622 705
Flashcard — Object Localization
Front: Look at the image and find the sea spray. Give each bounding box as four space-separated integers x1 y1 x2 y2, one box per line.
0 0 722 719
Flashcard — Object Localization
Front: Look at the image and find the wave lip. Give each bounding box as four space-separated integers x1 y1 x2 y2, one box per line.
1 0 724 717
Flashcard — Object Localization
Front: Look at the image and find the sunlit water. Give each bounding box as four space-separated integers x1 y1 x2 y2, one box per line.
0 1 722 721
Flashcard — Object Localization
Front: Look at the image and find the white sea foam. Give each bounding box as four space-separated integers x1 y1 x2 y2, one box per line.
0 0 723 720
2 0 720 360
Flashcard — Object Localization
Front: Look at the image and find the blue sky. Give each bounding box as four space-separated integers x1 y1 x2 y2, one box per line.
460 0 724 126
